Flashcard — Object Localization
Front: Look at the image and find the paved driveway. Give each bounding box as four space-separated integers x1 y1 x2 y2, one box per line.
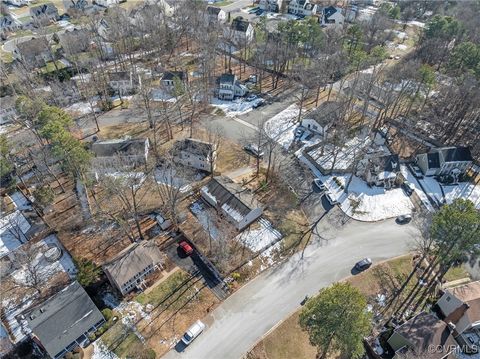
163 218 419 359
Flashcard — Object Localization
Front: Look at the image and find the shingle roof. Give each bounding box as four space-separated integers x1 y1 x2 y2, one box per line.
30 3 58 17
16 37 49 57
393 312 458 359
441 146 473 162
427 152 440 169
103 241 164 289
173 138 215 157
231 17 250 33
207 6 221 15
218 73 235 84
204 176 261 217
91 138 147 158
22 281 104 358
305 101 342 127
324 6 338 18
162 71 186 82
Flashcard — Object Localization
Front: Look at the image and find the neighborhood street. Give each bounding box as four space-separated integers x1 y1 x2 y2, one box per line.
164 216 419 359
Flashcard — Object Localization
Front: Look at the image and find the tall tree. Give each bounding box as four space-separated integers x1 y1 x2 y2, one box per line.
299 282 372 359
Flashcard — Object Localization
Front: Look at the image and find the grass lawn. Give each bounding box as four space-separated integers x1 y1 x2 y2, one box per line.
444 265 470 283
214 0 234 6
101 322 152 358
136 270 191 307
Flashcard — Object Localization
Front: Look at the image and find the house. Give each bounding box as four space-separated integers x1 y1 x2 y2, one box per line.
13 37 53 69
200 176 263 230
161 71 187 92
437 281 480 354
206 6 226 23
230 17 254 44
358 154 400 188
103 241 165 296
387 312 459 359
216 73 247 100
416 147 473 182
21 281 105 359
321 6 345 26
94 0 119 7
63 0 91 13
1 14 22 36
259 0 283 12
0 96 17 124
108 71 139 95
172 138 217 173
288 0 317 16
301 101 341 138
29 3 59 25
91 138 149 173
4 0 28 6
57 28 90 55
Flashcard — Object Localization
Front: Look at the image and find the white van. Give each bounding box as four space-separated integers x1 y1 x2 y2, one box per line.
181 320 206 345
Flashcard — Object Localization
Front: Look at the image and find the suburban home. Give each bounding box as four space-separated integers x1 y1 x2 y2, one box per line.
230 17 254 44
416 146 473 182
200 176 263 230
103 241 165 296
0 96 17 124
57 28 91 55
206 6 226 23
4 0 28 6
259 0 284 12
13 37 53 69
387 312 459 359
108 71 140 96
29 3 59 25
63 0 92 13
216 73 247 100
321 6 345 26
172 138 217 173
436 281 480 354
161 71 188 92
1 14 22 36
357 154 400 188
20 281 105 359
91 138 150 173
94 0 119 7
301 101 342 138
288 0 317 16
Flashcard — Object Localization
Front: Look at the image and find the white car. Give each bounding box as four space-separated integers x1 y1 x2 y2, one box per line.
325 192 339 205
244 143 264 158
181 320 206 345
313 178 326 191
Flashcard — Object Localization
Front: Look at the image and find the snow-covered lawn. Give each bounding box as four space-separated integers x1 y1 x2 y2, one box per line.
64 101 100 116
264 104 300 149
211 98 260 117
155 166 198 193
234 218 282 253
91 340 119 359
0 210 30 257
151 88 176 103
418 175 480 209
400 165 434 212
190 201 220 240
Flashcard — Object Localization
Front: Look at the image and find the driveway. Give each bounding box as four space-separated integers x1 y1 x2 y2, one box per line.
163 218 418 359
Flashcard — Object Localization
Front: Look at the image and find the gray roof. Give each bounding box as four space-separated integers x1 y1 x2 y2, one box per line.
173 138 215 157
231 17 250 33
371 154 400 173
22 281 104 358
427 152 440 169
91 138 147 158
16 37 50 57
440 146 472 162
108 71 131 82
205 176 262 216
218 73 235 85
30 3 58 17
206 6 222 15
162 71 186 82
304 101 343 127
103 241 164 289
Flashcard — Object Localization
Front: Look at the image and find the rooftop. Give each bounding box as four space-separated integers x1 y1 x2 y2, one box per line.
231 17 250 33
218 73 235 84
91 138 148 158
304 101 343 127
162 71 186 82
173 138 215 157
206 6 222 15
22 281 104 358
440 147 473 163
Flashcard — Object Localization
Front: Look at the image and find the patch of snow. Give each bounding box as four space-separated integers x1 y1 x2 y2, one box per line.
102 292 120 309
396 44 408 50
42 234 77 278
155 167 192 193
235 218 282 253
443 182 480 208
2 295 35 343
264 104 300 149
91 340 119 359
407 20 426 28
116 301 151 328
190 201 219 240
64 101 100 116
151 88 177 103
210 98 255 117
400 165 434 212
0 211 30 258
393 30 407 40
260 242 281 266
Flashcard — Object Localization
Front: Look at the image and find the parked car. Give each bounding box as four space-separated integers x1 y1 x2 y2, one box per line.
252 98 265 108
325 192 339 205
244 143 264 158
313 178 326 191
179 241 194 255
396 214 412 224
181 320 206 345
255 9 264 15
402 181 414 196
408 163 424 179
246 94 258 102
248 7 259 13
295 127 304 138
354 258 372 272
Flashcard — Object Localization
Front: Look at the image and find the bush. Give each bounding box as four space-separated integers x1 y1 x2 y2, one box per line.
231 272 241 281
102 308 113 321
88 333 96 342
142 348 156 359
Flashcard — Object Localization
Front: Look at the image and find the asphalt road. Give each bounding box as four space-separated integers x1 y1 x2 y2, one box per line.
164 217 418 359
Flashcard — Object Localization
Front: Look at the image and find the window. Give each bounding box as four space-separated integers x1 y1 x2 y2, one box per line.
446 296 451 302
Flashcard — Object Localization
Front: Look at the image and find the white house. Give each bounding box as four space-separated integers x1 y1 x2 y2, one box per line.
172 138 217 173
288 0 317 16
357 154 400 188
160 71 187 92
0 96 17 124
206 6 226 23
216 73 247 100
108 71 139 96
321 6 345 27
201 176 263 231
230 17 254 44
437 281 480 354
300 101 341 138
416 146 473 182
259 0 283 12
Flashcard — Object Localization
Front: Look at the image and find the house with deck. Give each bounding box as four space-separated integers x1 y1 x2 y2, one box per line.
416 146 473 182
300 101 342 139
91 138 149 174
201 176 263 230
358 154 401 189
30 3 59 26
215 73 247 100
172 138 217 173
